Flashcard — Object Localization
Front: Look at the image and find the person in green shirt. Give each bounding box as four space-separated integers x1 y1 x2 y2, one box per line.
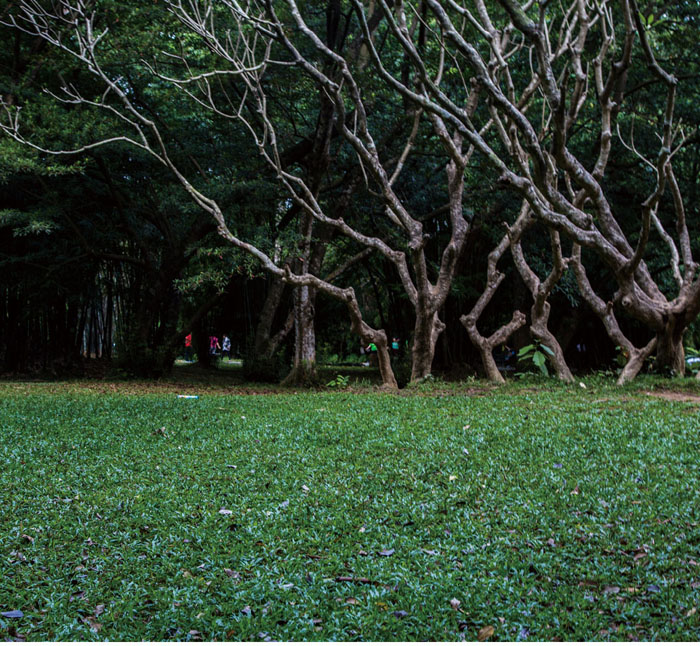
365 342 378 366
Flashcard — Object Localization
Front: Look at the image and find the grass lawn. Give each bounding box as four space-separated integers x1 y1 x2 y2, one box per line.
1 373 700 640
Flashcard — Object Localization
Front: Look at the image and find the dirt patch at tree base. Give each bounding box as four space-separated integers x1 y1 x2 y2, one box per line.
644 390 700 403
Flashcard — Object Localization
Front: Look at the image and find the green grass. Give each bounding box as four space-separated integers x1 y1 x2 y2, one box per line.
1 377 700 640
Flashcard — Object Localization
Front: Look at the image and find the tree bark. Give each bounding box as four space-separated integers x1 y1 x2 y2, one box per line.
283 282 318 385
654 316 685 375
460 214 529 382
254 275 288 358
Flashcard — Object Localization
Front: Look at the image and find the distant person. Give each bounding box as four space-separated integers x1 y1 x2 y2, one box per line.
391 337 400 358
184 333 192 361
221 334 231 361
365 342 378 366
209 335 220 356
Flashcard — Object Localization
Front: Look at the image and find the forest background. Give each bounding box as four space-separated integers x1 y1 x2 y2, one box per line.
2 0 700 389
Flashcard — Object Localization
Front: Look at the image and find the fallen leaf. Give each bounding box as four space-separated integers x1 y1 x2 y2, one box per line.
224 568 239 578
647 584 661 593
393 610 408 619
378 548 395 557
82 616 102 632
94 604 105 617
553 463 563 469
603 585 620 594
20 534 34 544
241 605 252 617
302 485 310 493
686 607 697 617
449 475 457 481
692 581 700 589
218 509 233 515
69 591 85 602
570 485 580 495
477 625 495 641
450 598 461 610
345 597 359 605
188 629 203 641
358 550 368 556
1 610 24 619
546 538 556 547
633 549 647 561
226 464 237 469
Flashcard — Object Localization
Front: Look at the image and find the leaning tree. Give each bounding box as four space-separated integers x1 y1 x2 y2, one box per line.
158 0 700 381
3 0 700 384
344 0 700 381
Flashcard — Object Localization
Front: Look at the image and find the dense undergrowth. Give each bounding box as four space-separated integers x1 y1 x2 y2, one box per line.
1 373 699 640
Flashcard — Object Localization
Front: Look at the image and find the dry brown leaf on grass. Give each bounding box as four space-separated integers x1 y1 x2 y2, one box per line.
82 616 102 633
477 625 495 641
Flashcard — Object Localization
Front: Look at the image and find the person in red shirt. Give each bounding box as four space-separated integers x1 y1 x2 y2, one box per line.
184 333 192 362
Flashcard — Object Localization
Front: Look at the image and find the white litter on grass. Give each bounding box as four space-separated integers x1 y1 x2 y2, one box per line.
177 395 199 399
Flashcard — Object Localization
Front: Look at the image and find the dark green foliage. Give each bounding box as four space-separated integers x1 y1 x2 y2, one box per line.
241 346 287 383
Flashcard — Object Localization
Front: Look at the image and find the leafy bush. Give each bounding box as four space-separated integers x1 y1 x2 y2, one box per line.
517 342 554 376
325 374 350 389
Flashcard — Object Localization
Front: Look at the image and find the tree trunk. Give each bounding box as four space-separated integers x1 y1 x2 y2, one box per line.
477 345 506 384
410 310 445 381
253 275 289 358
282 283 318 385
530 301 574 382
618 338 657 385
462 308 527 383
654 317 685 375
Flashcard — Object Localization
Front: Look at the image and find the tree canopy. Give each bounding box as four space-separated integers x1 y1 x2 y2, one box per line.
2 0 699 386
